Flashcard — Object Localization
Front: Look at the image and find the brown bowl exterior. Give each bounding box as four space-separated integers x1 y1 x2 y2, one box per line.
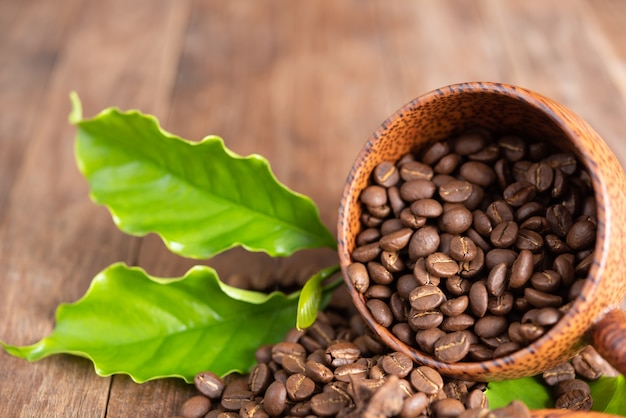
337 82 626 381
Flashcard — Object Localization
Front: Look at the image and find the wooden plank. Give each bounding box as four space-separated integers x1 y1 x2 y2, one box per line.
0 0 190 416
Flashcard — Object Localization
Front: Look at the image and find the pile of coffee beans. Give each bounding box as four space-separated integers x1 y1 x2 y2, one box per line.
172 310 613 417
347 130 597 363
173 311 532 418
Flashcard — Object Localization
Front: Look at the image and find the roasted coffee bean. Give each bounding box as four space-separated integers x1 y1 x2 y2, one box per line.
469 142 500 162
380 227 414 251
509 249 533 288
440 295 469 317
494 158 512 191
195 371 225 399
400 392 429 418
546 204 573 238
351 242 381 263
434 153 461 174
221 384 255 412
392 322 415 345
459 246 485 279
432 398 466 417
367 299 393 327
390 292 408 321
347 262 369 294
381 351 414 378
285 373 316 401
409 225 440 259
524 287 563 308
400 160 434 181
400 207 427 229
568 278 586 301
334 363 368 383
487 292 514 316
446 275 472 296
411 198 443 218
498 135 526 161
490 400 531 418
545 234 571 254
272 342 306 366
518 323 544 342
248 363 272 396
504 181 536 207
367 261 394 285
360 185 387 207
469 281 489 318
520 216 551 234
409 285 447 311
356 227 381 246
410 365 444 394
400 179 437 201
485 248 518 269
363 375 405 417
487 262 508 296
465 388 489 409
530 270 562 293
413 258 441 286
515 201 545 223
546 153 577 175
373 160 400 187
526 162 554 192
553 378 591 399
415 328 447 354
439 179 473 203
441 206 473 234
493 341 521 358
408 309 444 330
367 204 391 218
380 218 402 236
524 307 562 326
490 221 519 248
555 389 593 411
460 161 496 187
474 315 508 339
554 253 576 286
441 313 475 331
433 174 457 187
310 391 348 417
422 141 451 165
515 229 544 252
543 362 576 385
433 331 471 363
325 342 361 367
572 347 604 380
473 209 493 236
468 344 494 361
397 274 419 299
449 235 478 262
304 360 333 384
282 353 307 374
454 131 489 154
512 160 533 182
426 252 459 277
388 186 406 217
381 250 405 273
180 395 211 418
566 220 596 250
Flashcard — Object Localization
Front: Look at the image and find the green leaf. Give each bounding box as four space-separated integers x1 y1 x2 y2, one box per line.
1 263 338 383
296 265 342 330
70 96 335 259
486 376 552 410
590 375 626 415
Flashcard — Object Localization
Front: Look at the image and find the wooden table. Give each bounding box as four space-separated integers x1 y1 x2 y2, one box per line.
2 1 626 416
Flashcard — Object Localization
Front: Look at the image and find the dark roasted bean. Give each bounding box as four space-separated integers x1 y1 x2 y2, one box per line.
409 226 440 260
566 220 596 250
381 250 405 273
434 153 461 174
325 342 361 367
439 180 473 203
360 185 387 207
441 313 475 331
572 347 604 381
381 351 414 378
490 221 519 248
400 179 437 201
469 280 489 318
373 160 400 187
195 371 225 399
460 161 496 187
526 162 554 192
408 309 444 330
379 227 414 251
310 391 348 417
509 249 533 288
410 198 443 218
530 270 562 293
392 322 415 345
304 360 333 384
474 315 508 339
421 141 451 165
415 328 446 354
546 204 573 238
433 331 471 363
543 362 576 385
486 200 515 225
426 252 459 277
351 242 381 263
347 262 369 294
504 181 536 207
410 365 444 394
516 229 544 252
356 227 381 247
400 160 434 181
285 373 316 401
367 299 393 327
181 395 211 418
367 261 393 285
487 262 508 296
440 206 473 234
524 287 563 308
546 153 577 175
485 248 518 269
473 209 493 236
409 285 447 311
498 136 526 161
487 292 514 316
440 295 469 317
449 235 478 262
455 131 489 155
515 201 545 223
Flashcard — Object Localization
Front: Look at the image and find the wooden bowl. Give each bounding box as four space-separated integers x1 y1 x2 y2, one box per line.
337 82 626 381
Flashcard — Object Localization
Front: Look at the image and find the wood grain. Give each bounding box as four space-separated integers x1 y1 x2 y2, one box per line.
1 0 626 415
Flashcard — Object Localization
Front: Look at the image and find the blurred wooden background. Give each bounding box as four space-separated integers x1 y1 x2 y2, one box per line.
2 0 626 416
